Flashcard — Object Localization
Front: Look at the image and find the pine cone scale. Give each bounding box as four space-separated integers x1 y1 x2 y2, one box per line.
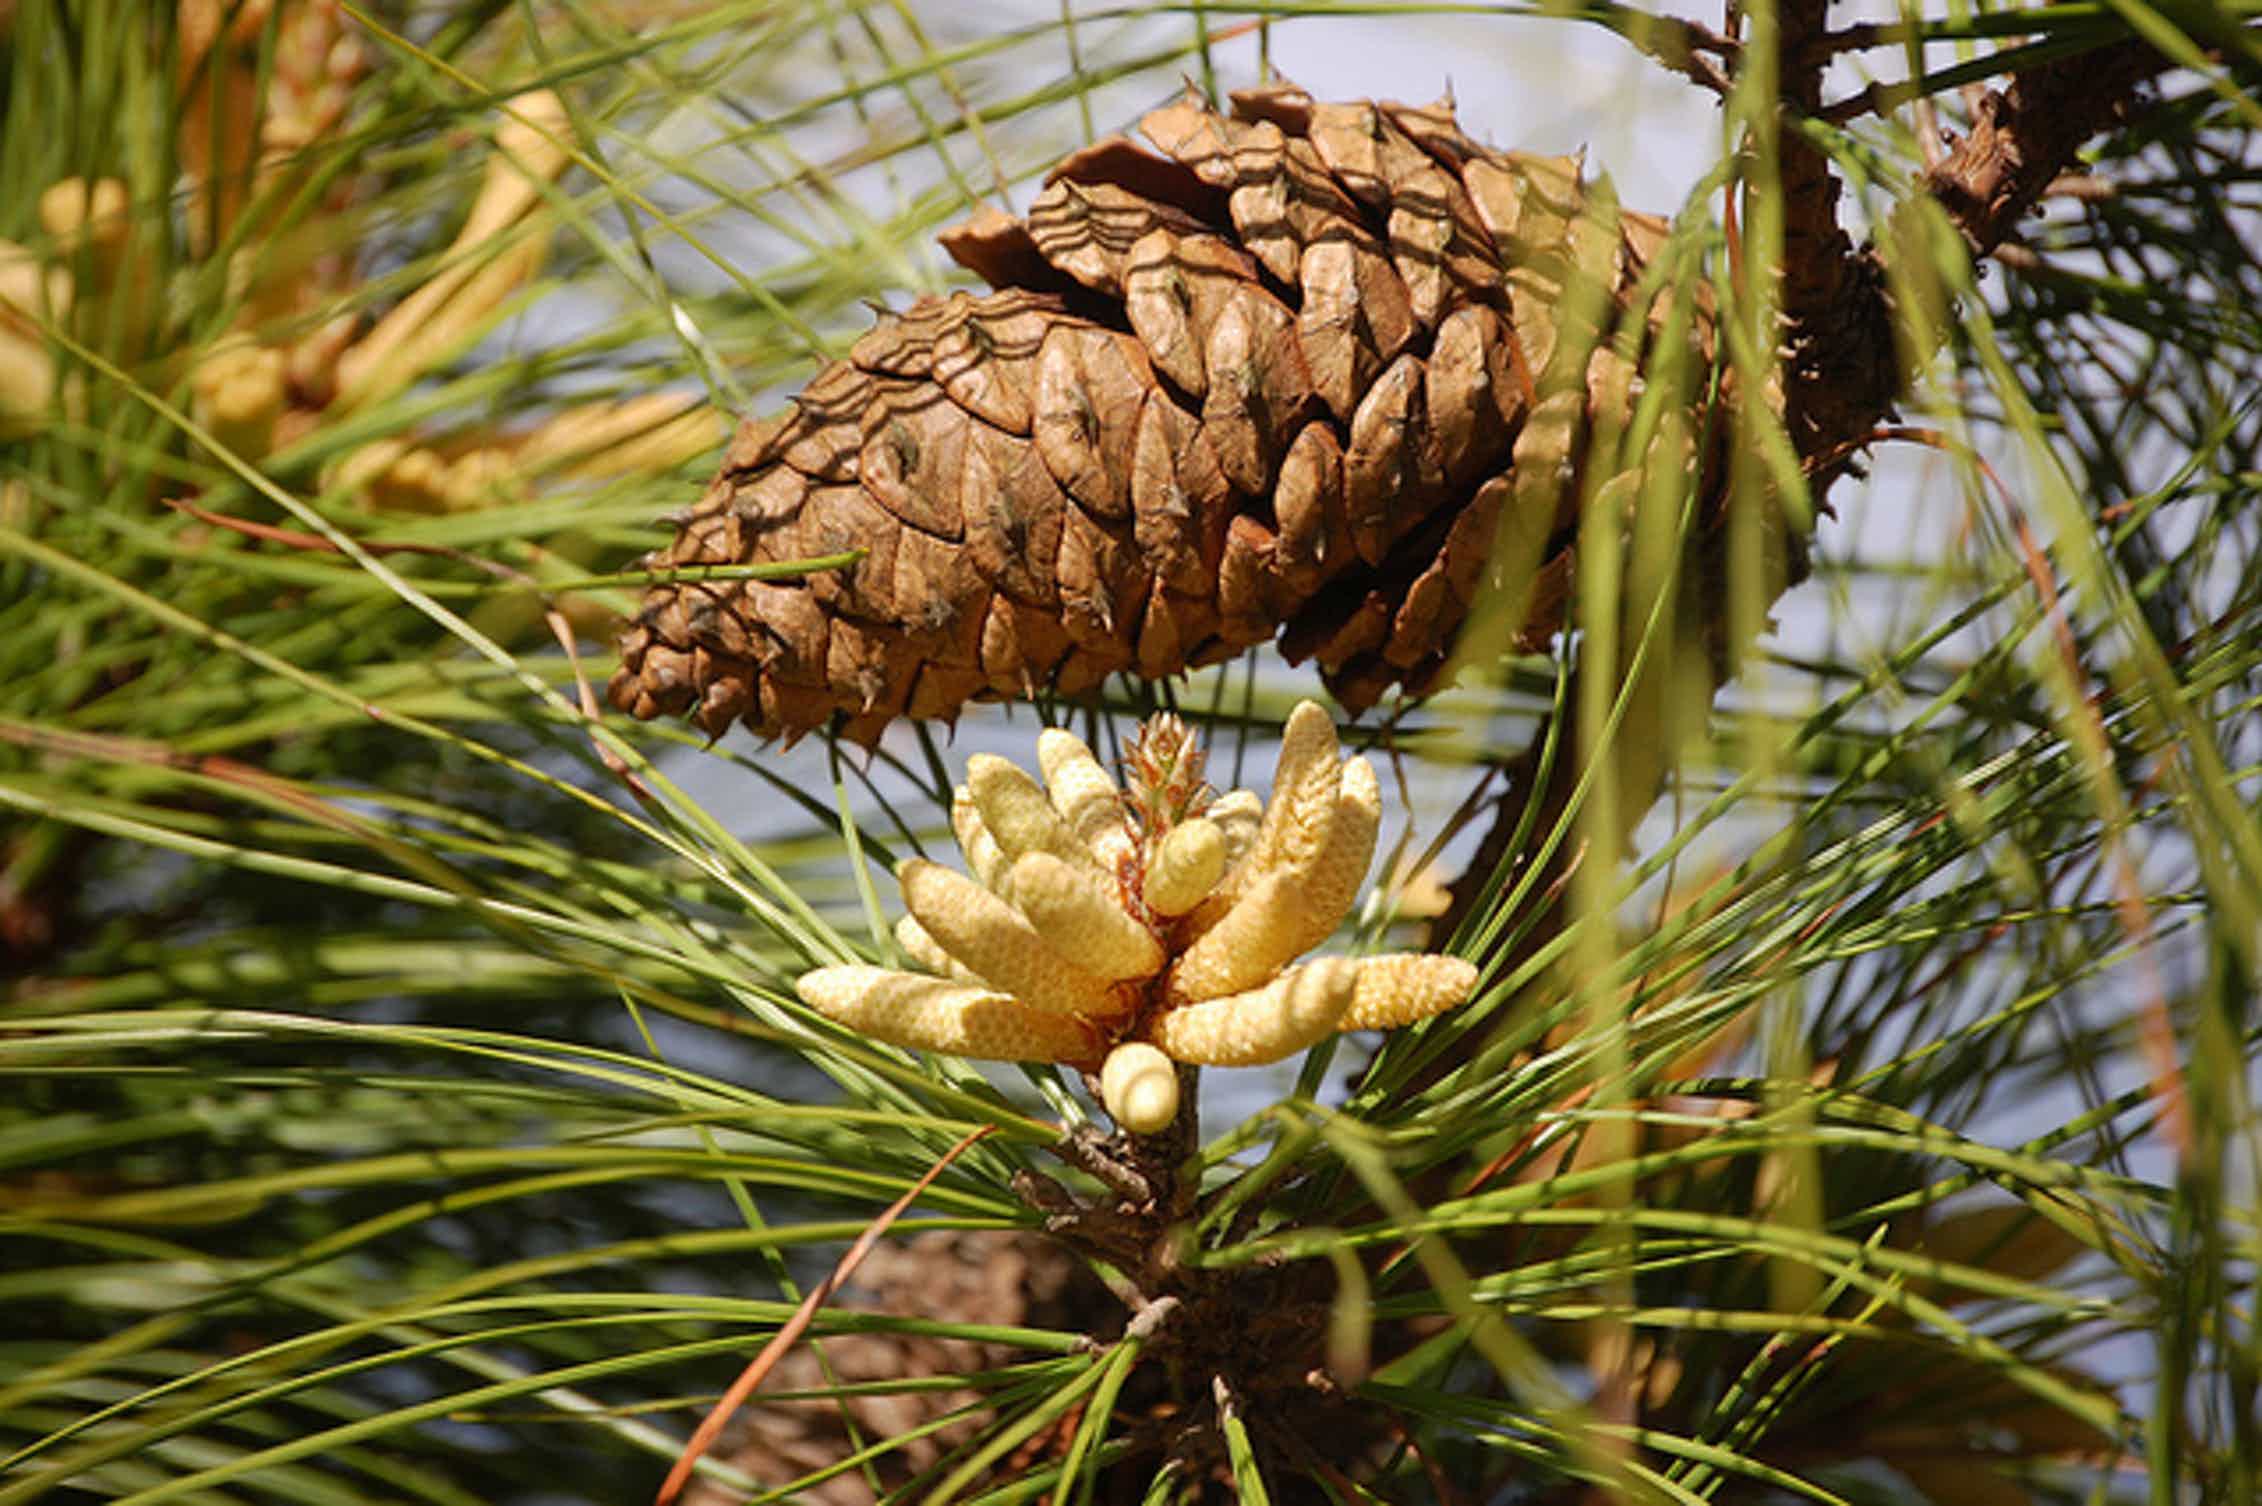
1271 420 1342 591
962 423 1067 606
1343 351 1444 564
931 290 1061 436
771 360 872 482
859 379 972 539
847 291 963 379
1123 228 1255 400
1298 237 1415 421
1131 391 1232 593
1198 279 1313 496
1028 174 1208 297
1032 325 1150 521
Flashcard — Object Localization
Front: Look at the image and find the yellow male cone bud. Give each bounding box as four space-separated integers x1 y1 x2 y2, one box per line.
1099 1041 1179 1134
1251 701 1348 883
1144 817 1227 918
1147 957 1360 1067
895 914 981 982
792 709 1481 1124
1168 869 1313 1004
0 327 57 438
39 178 146 345
334 90 571 412
950 786 1005 889
0 238 70 437
511 394 726 483
1283 756 1382 957
0 239 71 328
38 177 131 262
193 344 287 459
1006 852 1164 983
898 858 1119 1015
797 965 1098 1063
1184 702 1341 932
1038 728 1134 872
1337 954 1481 1031
967 754 1099 873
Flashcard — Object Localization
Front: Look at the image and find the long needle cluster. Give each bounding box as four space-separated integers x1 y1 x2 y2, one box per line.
797 702 1477 1132
3 38 718 506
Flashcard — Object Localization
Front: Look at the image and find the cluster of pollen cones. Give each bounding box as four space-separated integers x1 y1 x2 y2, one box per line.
612 81 1704 745
797 703 1478 1133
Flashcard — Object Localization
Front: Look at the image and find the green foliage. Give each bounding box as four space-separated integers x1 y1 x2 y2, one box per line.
3 2 2257 1503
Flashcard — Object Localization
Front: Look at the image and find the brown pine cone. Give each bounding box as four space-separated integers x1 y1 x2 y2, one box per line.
611 83 1710 745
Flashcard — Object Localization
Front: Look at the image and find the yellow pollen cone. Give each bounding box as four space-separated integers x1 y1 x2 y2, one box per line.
1167 869 1308 1003
967 754 1097 872
898 858 1117 1014
1251 700 1347 883
1207 789 1262 866
0 329 58 437
797 965 1098 1064
193 343 287 459
1038 728 1133 871
1147 957 1360 1067
512 393 726 482
895 914 982 982
1283 755 1382 957
1335 954 1481 1031
1005 851 1162 983
1144 818 1226 918
38 177 131 262
334 90 571 412
950 786 1005 889
792 707 1480 1113
1184 703 1340 933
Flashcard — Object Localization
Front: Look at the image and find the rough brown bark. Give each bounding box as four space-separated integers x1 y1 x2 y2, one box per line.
1919 45 2159 257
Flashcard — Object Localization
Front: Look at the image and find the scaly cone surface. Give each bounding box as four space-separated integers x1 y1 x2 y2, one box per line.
612 83 1709 744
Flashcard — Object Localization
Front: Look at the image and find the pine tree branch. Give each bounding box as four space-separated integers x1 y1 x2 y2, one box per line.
1434 31 2170 958
1918 43 2160 257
